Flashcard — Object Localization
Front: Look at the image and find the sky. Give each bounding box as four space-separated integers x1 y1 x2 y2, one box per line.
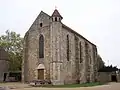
0 0 120 67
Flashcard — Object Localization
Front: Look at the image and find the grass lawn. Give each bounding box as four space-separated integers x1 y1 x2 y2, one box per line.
44 82 104 88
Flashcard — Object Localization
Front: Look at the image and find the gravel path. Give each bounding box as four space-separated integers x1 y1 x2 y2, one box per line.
0 82 120 90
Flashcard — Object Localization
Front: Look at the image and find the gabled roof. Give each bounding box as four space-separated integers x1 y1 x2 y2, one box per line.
26 10 96 47
51 9 63 19
26 11 50 34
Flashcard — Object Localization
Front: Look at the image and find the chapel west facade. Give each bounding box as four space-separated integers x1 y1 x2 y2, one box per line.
22 9 98 85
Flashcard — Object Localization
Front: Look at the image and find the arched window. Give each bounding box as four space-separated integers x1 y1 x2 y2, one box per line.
67 35 69 61
79 42 82 63
40 23 42 27
39 34 44 58
55 17 57 21
85 42 88 55
59 17 61 21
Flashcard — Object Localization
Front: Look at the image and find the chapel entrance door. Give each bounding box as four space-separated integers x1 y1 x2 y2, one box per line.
38 69 44 80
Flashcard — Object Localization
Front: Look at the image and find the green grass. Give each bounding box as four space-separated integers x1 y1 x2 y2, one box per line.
44 82 104 88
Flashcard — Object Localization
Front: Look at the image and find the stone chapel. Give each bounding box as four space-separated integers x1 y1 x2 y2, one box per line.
22 9 98 85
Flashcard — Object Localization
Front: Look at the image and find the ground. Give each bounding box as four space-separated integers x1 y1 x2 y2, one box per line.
0 82 120 90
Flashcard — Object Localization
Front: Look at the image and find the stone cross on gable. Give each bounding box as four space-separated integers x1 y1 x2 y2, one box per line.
55 6 57 9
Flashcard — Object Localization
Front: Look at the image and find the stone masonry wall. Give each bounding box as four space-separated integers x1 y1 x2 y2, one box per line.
61 27 76 84
22 11 51 82
22 10 98 84
62 26 97 84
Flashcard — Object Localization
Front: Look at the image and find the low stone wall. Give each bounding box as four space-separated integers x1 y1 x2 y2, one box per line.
117 73 120 82
0 60 8 82
98 72 111 83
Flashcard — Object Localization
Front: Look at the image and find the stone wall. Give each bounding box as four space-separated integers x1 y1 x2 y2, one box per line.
22 11 51 82
61 26 98 84
98 72 111 83
61 27 76 84
92 45 98 82
117 72 120 82
61 26 97 84
0 60 9 82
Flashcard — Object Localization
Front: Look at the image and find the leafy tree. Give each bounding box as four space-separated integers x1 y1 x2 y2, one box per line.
97 54 105 70
0 30 23 71
98 65 118 72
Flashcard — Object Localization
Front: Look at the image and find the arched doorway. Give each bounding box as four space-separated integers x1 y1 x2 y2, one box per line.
36 64 45 80
38 69 44 80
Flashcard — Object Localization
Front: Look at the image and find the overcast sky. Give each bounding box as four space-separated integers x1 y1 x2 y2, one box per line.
0 0 120 67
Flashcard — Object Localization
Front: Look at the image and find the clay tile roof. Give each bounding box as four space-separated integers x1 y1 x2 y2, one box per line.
52 9 63 19
0 47 9 60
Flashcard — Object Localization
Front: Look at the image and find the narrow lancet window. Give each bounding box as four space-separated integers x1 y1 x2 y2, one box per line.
67 35 69 61
79 42 82 63
39 34 44 58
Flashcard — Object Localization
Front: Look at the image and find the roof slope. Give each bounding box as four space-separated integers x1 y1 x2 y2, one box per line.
62 24 96 46
26 10 96 47
52 9 63 19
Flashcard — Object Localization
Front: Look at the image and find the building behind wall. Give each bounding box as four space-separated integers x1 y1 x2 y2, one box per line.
98 66 120 83
0 47 9 82
22 9 98 85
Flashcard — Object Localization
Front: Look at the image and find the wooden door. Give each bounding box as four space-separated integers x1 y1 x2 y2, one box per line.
38 69 44 80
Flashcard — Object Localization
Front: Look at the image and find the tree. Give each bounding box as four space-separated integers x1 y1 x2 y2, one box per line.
97 54 105 70
0 30 23 71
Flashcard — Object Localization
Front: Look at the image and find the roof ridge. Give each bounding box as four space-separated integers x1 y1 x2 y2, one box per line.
41 11 50 17
62 23 96 46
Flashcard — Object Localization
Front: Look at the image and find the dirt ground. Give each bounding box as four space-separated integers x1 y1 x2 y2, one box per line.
0 82 120 90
